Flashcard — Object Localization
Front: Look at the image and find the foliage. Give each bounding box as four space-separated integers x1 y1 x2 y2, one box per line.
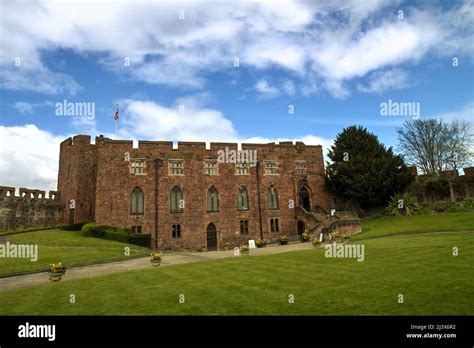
150 252 161 262
48 262 66 274
278 236 289 244
301 231 310 242
397 119 473 175
326 125 413 209
240 244 249 253
386 192 421 216
312 238 321 246
82 223 150 247
256 239 266 248
62 223 88 231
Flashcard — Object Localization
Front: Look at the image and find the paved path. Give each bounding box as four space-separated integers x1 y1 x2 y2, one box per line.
0 242 314 292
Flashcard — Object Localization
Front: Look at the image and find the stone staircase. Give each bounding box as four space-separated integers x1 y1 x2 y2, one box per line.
295 206 361 240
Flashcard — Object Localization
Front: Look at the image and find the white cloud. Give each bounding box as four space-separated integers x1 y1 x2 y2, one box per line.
1 0 472 97
14 102 33 114
255 80 280 99
118 97 237 142
357 68 410 94
0 124 63 192
430 102 474 123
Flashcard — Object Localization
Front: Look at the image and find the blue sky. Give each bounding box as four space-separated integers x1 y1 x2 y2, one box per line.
0 0 473 191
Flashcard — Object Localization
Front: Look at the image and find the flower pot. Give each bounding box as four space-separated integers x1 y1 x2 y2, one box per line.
49 272 65 282
151 260 161 266
279 241 288 245
241 250 249 256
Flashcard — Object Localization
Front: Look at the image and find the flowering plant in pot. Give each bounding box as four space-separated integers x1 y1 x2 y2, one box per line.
301 231 310 242
278 235 289 245
240 244 249 256
256 239 266 248
312 237 321 247
48 262 66 282
150 252 162 266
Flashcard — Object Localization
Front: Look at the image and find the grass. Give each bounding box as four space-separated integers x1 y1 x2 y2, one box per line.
353 211 474 241
0 230 151 277
0 231 472 315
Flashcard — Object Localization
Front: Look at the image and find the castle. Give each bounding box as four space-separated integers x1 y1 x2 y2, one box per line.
0 135 363 250
58 135 361 250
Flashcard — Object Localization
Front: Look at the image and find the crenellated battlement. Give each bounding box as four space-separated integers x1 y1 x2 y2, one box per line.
0 186 58 201
61 134 322 153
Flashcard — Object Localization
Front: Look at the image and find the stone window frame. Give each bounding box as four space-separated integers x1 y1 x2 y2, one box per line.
295 160 307 175
264 160 279 175
130 187 144 215
270 218 279 233
235 161 250 175
130 158 147 175
267 185 280 210
170 186 184 213
237 186 249 211
239 219 249 235
131 225 142 234
207 186 219 212
204 159 219 176
172 224 182 238
168 159 184 176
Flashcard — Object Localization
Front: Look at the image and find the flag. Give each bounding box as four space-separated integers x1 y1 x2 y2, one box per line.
114 107 119 121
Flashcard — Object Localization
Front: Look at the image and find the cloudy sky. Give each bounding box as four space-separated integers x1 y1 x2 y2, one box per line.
0 0 473 192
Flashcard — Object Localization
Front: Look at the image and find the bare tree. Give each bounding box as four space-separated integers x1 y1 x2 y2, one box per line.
397 119 473 202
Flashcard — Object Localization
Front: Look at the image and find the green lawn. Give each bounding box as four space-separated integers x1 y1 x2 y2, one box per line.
0 230 151 277
0 231 472 315
353 211 474 241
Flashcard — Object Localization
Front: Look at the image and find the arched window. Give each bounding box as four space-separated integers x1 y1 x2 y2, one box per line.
207 187 219 212
131 187 144 214
267 186 279 210
170 186 183 213
237 186 249 211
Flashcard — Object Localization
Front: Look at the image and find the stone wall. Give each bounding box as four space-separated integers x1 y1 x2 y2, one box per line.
0 186 61 231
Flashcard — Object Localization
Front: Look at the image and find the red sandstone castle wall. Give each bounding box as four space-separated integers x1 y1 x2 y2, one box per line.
58 136 332 250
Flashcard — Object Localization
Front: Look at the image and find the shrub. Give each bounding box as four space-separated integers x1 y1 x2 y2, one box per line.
81 223 137 245
62 222 88 231
386 192 420 216
128 234 151 247
463 198 474 210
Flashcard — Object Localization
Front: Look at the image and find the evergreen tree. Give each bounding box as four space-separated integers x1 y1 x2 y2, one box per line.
326 125 413 209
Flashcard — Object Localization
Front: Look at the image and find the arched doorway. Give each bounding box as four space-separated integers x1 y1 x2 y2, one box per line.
297 220 305 235
299 186 311 211
206 223 218 251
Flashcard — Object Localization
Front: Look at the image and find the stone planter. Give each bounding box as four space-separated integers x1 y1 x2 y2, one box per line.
151 259 161 266
49 272 65 282
241 249 249 256
279 240 289 245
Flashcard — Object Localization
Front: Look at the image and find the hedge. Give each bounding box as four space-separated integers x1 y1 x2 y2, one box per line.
81 223 151 247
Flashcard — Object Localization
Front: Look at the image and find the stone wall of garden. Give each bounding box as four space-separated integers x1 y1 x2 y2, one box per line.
0 186 61 231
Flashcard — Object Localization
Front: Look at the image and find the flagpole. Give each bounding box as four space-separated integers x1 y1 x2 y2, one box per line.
115 119 118 140
114 104 119 140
